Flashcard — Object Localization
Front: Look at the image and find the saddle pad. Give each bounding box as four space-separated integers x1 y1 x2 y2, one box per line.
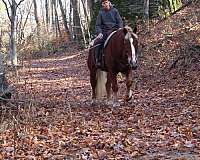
104 29 119 48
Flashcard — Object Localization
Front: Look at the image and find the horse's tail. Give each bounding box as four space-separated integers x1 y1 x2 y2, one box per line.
96 69 107 99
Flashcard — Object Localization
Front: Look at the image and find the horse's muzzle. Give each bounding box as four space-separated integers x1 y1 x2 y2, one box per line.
131 63 138 70
129 61 138 70
128 57 138 70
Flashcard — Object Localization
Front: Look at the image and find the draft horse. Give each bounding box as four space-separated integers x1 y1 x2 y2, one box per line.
87 26 138 107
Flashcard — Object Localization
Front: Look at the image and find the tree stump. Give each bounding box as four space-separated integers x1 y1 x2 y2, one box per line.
0 53 12 102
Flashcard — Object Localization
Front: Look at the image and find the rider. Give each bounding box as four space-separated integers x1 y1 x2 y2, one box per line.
94 0 123 68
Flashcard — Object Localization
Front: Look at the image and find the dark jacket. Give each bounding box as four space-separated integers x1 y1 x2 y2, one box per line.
95 5 123 36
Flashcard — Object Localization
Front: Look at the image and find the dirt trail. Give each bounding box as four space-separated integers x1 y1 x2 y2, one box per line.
13 50 90 107
5 43 199 159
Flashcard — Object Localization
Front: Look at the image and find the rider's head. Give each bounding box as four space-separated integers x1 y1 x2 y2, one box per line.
101 0 110 11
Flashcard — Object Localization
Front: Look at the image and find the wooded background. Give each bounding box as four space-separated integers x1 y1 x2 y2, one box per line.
0 0 190 67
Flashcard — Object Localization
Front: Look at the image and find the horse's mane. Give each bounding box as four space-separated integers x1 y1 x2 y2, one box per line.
124 25 138 39
124 25 133 33
105 26 137 47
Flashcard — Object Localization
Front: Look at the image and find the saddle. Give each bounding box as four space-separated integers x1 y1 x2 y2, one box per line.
93 30 118 70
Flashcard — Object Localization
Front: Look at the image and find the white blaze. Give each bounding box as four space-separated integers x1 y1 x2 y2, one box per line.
125 32 137 64
129 37 136 63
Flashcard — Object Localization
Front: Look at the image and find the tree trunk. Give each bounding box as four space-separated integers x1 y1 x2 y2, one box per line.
58 0 71 39
20 3 33 45
0 53 11 101
33 0 41 48
45 0 49 31
10 1 17 66
72 0 86 47
143 0 149 20
0 52 4 74
51 0 55 33
2 0 25 66
69 0 74 40
80 0 91 43
40 0 45 25
33 0 40 36
17 9 23 44
143 0 150 31
53 0 61 38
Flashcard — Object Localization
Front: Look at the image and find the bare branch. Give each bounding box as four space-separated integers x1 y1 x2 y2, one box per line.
8 0 12 6
16 0 26 8
1 0 11 21
22 2 33 30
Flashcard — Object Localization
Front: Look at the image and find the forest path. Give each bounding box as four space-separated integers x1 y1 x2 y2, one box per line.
7 43 199 159
15 49 90 108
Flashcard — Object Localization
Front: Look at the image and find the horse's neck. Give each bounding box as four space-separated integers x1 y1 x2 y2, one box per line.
104 30 118 48
109 32 125 59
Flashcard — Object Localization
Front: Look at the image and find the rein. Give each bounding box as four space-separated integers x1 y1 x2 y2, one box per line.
88 44 102 50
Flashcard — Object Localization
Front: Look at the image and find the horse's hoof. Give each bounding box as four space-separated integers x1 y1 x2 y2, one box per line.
113 101 120 107
91 99 97 106
106 100 113 106
125 90 133 102
125 95 133 102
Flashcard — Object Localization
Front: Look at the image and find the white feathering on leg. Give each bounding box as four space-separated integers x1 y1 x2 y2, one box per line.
96 70 107 99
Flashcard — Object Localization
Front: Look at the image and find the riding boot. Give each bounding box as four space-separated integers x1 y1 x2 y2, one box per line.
95 44 103 68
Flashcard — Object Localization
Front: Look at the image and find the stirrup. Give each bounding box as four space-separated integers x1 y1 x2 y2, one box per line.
96 61 101 68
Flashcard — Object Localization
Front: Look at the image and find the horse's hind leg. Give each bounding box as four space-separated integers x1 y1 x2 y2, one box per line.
106 73 112 104
125 71 133 102
112 75 120 107
90 69 97 105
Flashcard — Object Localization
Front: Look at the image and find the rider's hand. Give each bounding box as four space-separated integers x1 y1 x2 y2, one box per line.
97 33 103 39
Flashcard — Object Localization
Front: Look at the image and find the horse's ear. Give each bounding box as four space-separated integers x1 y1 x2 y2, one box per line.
123 27 128 35
123 25 132 34
133 26 137 34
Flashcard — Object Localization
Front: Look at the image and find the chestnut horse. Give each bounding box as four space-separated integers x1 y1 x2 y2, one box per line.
87 26 138 107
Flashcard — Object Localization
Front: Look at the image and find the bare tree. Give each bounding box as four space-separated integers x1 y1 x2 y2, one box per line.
39 0 45 25
45 0 49 31
52 0 61 38
143 0 149 31
0 39 11 100
80 0 91 42
2 0 26 66
33 0 41 48
50 0 55 33
58 0 70 39
17 2 33 45
72 0 87 47
69 0 74 40
143 0 149 20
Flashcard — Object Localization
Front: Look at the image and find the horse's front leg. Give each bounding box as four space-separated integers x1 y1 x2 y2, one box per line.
107 72 120 107
125 70 133 102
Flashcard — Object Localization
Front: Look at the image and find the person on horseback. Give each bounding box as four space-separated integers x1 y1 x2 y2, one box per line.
94 0 123 68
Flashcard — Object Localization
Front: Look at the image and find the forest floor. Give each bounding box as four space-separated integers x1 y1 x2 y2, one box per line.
1 2 200 160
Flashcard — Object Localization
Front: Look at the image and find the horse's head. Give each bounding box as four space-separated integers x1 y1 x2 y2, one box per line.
122 26 138 70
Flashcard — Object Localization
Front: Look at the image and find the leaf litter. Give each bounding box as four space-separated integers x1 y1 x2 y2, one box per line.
1 2 200 159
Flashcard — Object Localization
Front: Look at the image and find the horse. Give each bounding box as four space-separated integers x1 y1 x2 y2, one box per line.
87 26 138 107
